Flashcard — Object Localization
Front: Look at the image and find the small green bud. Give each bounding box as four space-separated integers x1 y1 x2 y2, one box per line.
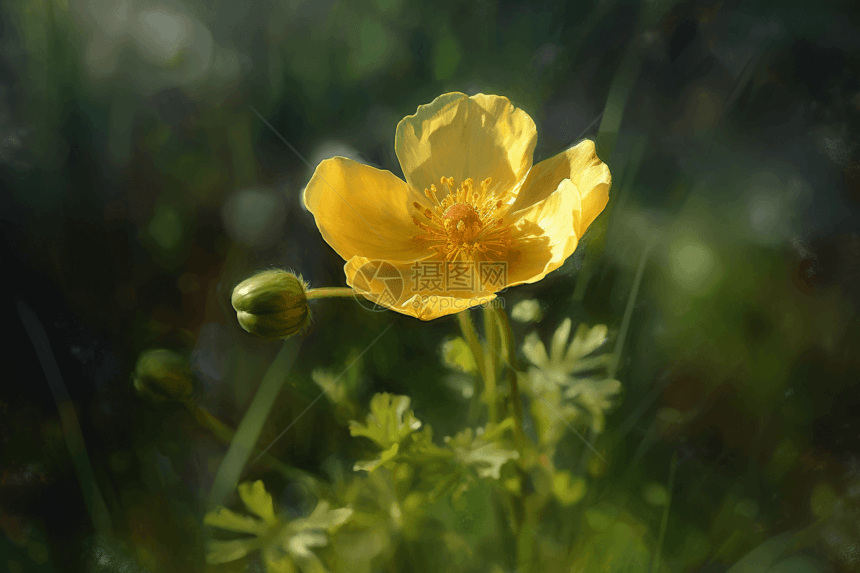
133 349 194 403
231 270 310 340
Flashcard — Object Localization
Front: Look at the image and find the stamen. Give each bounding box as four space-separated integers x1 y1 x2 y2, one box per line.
411 173 513 262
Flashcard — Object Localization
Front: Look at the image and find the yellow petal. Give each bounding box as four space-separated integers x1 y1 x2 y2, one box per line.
395 93 537 198
303 158 427 262
505 178 581 286
344 256 497 321
510 139 611 237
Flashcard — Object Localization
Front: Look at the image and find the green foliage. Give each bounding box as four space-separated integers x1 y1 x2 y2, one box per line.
522 320 621 441
205 481 352 573
349 393 520 504
348 393 422 451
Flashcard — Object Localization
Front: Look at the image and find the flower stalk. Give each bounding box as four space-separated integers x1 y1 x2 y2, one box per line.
305 287 356 300
483 306 500 424
457 310 492 424
492 306 523 431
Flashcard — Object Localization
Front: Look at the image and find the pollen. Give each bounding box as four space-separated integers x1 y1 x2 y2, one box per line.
411 176 513 261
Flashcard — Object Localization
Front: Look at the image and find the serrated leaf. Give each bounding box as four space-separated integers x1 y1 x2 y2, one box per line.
522 332 550 369
238 480 278 526
529 387 578 446
565 324 609 364
563 378 622 433
549 318 572 363
205 481 352 573
207 538 258 564
353 443 399 472
204 506 269 536
299 501 353 533
445 422 519 480
348 393 421 449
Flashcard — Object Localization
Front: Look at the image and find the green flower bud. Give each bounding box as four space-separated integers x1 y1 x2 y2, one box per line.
231 270 310 340
133 349 194 403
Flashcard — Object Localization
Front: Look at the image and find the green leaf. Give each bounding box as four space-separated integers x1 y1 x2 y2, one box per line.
349 393 422 449
206 538 258 564
564 378 622 433
287 531 329 557
204 506 268 535
549 318 572 363
353 443 399 472
299 501 353 533
522 332 549 369
445 422 519 480
238 480 279 526
529 387 578 446
565 324 609 364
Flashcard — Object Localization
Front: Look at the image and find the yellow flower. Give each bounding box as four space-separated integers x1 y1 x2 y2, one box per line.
304 92 611 320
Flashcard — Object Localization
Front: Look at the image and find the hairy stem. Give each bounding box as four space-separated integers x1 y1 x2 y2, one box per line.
305 287 356 300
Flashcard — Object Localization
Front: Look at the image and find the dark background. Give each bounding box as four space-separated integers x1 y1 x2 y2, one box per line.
2 0 860 571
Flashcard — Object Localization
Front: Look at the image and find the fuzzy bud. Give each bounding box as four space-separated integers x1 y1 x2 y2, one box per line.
133 349 194 403
231 270 310 340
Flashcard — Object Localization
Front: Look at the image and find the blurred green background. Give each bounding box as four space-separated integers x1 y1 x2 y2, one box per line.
2 0 860 571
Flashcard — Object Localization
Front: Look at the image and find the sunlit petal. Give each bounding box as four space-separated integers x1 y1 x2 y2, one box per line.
344 256 497 320
510 139 611 237
505 179 581 286
304 158 427 262
395 93 537 199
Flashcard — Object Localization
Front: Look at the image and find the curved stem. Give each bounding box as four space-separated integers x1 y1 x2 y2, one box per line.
305 287 356 300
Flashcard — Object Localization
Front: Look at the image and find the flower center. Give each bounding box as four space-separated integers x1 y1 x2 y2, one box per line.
411 176 512 261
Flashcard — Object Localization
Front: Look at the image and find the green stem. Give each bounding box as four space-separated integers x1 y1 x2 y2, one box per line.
305 287 356 300
483 306 499 424
492 307 523 431
457 311 487 383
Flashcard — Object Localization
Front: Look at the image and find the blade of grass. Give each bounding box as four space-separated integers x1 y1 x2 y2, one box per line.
573 36 648 303
610 235 655 379
651 450 678 573
207 339 300 508
572 134 648 303
16 299 114 536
